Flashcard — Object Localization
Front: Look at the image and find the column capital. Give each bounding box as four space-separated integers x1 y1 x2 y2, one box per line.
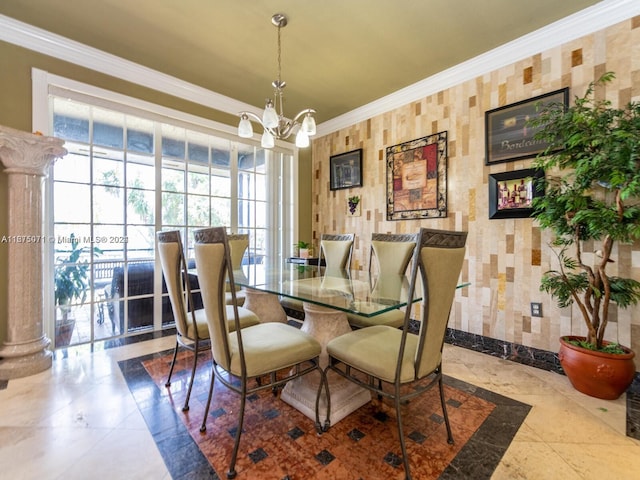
0 125 67 176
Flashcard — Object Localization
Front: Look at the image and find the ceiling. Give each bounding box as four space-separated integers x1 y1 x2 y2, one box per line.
1 0 603 125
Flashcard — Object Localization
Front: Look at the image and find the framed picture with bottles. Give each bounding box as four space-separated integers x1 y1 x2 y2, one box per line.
488 168 544 219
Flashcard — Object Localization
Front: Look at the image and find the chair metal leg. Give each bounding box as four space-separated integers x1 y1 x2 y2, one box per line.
438 375 454 444
227 381 248 479
165 341 179 387
394 387 412 480
316 365 331 433
182 344 199 412
200 365 216 433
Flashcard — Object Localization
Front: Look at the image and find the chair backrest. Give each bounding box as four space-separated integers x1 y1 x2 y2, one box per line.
370 232 417 275
228 234 249 268
193 227 237 371
226 234 249 292
403 228 467 380
156 230 195 338
368 233 417 302
319 233 355 273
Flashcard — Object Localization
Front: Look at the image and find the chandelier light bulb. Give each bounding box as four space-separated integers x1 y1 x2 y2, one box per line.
301 113 317 136
295 129 310 148
261 130 275 149
238 115 254 138
262 100 279 128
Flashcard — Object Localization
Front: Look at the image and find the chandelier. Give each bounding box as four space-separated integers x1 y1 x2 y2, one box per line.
237 13 316 149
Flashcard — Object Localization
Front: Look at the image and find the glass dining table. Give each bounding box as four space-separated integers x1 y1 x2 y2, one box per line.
230 263 420 426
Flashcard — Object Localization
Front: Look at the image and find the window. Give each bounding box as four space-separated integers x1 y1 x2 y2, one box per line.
48 92 293 348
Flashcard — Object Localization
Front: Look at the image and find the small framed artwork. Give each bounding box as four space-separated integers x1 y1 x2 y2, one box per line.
488 168 544 219
485 87 569 165
386 131 447 220
330 149 363 190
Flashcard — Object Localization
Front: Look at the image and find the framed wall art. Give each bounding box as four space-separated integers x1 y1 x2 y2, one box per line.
488 168 544 219
485 87 569 165
386 131 447 221
330 148 363 190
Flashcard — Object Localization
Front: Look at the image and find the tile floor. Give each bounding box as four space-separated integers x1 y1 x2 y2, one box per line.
1 335 640 479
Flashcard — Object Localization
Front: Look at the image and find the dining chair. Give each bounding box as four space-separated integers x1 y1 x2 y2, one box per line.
319 233 355 273
194 226 328 479
324 227 467 480
225 233 249 307
156 230 259 413
347 232 417 329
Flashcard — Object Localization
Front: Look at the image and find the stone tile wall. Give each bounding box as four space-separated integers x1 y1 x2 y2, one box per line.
311 16 640 356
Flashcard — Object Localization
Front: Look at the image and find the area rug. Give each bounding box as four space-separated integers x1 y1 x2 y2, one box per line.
119 349 530 479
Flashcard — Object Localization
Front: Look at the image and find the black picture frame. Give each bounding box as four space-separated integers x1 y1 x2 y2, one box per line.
488 168 544 219
485 87 569 165
330 149 363 191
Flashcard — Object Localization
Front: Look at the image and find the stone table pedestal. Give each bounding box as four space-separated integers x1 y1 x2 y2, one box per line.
280 302 371 426
0 126 66 379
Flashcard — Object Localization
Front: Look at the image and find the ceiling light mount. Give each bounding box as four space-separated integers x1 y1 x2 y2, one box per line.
271 13 287 28
237 13 316 149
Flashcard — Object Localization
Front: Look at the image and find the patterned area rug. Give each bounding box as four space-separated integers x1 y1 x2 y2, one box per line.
119 349 530 479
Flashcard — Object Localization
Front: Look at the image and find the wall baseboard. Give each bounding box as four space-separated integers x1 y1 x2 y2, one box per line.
441 326 563 373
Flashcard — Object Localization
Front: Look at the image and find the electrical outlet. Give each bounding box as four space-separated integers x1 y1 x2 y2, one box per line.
531 302 543 317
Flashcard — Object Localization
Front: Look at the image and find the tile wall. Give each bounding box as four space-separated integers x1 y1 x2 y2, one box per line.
311 16 640 356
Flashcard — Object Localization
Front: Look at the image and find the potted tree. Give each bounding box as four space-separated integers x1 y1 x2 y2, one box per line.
54 234 100 346
530 72 640 399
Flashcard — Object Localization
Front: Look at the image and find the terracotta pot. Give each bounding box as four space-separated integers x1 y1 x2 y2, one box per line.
558 335 636 400
55 319 76 347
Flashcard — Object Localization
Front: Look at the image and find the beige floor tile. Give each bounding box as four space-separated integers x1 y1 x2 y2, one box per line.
0 426 112 478
550 443 640 479
515 393 632 445
57 428 168 480
493 441 583 480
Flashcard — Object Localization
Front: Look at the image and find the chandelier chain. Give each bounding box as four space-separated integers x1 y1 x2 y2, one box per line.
277 22 282 86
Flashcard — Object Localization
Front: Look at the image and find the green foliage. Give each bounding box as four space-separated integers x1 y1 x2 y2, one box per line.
609 276 640 308
529 72 640 350
297 241 310 249
54 234 102 308
566 338 627 355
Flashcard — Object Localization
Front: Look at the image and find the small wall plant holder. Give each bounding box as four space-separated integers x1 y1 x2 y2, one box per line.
347 196 361 216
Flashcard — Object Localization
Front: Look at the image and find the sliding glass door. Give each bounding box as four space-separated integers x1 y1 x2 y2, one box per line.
49 94 291 348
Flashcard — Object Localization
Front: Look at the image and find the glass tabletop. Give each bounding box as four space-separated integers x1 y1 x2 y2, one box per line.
232 264 420 318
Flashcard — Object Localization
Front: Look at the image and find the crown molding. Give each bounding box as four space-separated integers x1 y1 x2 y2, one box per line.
316 0 640 136
1 0 639 138
0 13 260 118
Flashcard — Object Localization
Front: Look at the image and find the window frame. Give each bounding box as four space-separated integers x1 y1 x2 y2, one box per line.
33 70 297 346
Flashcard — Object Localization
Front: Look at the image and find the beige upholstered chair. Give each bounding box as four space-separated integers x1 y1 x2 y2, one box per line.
194 227 328 479
225 233 249 306
319 233 355 273
281 233 355 315
347 233 417 329
156 230 259 413
325 228 467 480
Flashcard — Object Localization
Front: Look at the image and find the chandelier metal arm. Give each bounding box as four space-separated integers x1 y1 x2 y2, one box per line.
239 111 264 124
291 108 317 124
239 108 315 140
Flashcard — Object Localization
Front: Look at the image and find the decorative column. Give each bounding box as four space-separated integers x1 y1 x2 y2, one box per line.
0 125 66 379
